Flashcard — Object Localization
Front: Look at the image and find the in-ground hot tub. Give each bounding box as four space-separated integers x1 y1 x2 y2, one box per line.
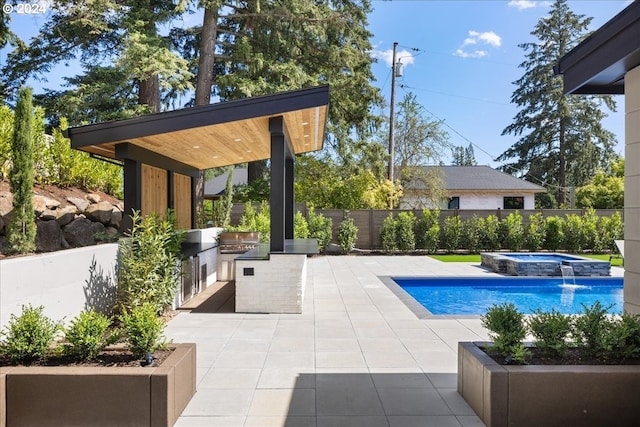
481 252 611 276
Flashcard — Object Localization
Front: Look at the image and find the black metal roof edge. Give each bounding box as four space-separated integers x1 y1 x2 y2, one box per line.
557 2 640 73
556 1 640 94
65 85 330 148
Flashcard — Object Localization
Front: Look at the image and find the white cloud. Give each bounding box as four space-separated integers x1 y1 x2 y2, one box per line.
455 31 501 58
371 48 416 68
507 1 552 10
455 49 488 59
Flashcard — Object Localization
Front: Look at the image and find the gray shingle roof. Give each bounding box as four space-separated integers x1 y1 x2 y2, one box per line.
204 168 248 197
413 166 546 192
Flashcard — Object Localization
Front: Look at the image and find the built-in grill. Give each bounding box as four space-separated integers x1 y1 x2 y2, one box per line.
219 231 260 254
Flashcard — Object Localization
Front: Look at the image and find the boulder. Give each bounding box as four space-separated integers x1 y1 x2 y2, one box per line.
87 193 101 204
40 208 58 221
86 201 115 225
0 191 13 220
36 220 63 252
110 207 123 229
104 226 120 241
66 196 90 213
63 218 101 247
32 195 47 216
56 205 78 226
45 197 61 209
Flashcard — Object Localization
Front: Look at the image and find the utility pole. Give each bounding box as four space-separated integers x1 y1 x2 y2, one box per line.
388 42 398 182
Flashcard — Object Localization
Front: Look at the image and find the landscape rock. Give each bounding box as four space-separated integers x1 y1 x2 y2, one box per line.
56 205 78 226
32 195 47 216
86 201 115 225
44 197 61 209
36 220 63 252
40 208 58 221
104 226 120 241
66 196 90 213
87 193 101 204
63 218 101 247
0 192 13 219
110 207 123 229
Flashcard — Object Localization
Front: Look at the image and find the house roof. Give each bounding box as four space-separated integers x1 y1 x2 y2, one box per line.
64 85 329 170
204 168 248 198
555 1 640 95
409 166 546 192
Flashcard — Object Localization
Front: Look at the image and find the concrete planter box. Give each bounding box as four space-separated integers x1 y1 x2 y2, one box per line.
458 342 640 427
0 343 196 427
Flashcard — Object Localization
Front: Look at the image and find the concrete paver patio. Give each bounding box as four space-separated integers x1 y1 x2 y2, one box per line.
165 256 504 427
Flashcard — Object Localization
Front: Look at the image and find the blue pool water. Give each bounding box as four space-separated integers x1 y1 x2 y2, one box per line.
393 276 623 315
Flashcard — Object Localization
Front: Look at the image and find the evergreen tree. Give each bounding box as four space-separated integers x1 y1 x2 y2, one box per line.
497 0 616 205
451 143 477 166
6 87 36 254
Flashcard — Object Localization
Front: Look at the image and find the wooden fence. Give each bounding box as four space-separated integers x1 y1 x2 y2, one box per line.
230 204 623 250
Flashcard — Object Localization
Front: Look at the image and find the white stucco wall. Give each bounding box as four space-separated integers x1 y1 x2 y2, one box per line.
401 193 537 210
0 244 119 329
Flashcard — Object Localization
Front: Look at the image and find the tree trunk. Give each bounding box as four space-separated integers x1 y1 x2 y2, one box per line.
194 4 220 226
558 115 566 206
138 75 160 113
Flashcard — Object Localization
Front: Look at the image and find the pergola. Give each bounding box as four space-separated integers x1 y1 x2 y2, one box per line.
64 85 329 253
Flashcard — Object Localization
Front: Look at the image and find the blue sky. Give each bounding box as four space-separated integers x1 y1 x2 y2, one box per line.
367 0 631 168
2 0 631 170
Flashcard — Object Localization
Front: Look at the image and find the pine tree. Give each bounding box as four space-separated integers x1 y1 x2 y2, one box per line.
497 0 616 205
6 86 36 254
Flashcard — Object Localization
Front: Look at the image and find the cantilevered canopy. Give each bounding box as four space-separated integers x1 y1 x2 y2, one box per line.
555 1 640 95
64 85 329 170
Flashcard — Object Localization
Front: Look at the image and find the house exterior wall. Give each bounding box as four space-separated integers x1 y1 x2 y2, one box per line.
400 192 536 210
625 65 640 314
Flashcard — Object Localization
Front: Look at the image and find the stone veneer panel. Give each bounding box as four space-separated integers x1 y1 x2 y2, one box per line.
625 65 640 314
235 254 307 313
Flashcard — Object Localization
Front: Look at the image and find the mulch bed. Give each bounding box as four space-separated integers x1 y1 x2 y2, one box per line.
483 346 640 366
0 348 173 368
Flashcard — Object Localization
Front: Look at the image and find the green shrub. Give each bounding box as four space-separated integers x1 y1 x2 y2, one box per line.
482 215 501 251
415 209 440 252
525 212 546 252
503 211 524 251
581 208 599 252
229 201 271 242
1 304 60 362
461 216 483 253
294 211 309 239
116 210 184 315
544 216 564 251
119 303 165 360
308 207 332 251
598 212 623 253
528 309 572 357
573 301 612 357
64 310 114 360
564 214 583 252
395 211 416 251
380 213 397 251
337 214 358 253
481 303 527 364
605 313 640 360
442 215 462 252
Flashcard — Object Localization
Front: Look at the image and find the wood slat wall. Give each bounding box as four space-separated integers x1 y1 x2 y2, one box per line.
174 173 192 229
141 164 168 217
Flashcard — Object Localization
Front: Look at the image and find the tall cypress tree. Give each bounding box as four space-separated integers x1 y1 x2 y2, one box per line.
7 86 36 254
497 0 616 205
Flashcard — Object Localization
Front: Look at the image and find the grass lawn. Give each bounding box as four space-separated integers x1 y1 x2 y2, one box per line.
429 253 624 267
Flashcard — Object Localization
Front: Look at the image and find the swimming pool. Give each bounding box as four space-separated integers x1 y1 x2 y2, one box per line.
392 276 623 315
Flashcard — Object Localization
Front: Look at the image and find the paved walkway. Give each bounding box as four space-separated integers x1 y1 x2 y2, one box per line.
167 256 495 427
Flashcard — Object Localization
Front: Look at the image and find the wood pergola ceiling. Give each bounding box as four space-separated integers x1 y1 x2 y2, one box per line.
64 85 329 170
